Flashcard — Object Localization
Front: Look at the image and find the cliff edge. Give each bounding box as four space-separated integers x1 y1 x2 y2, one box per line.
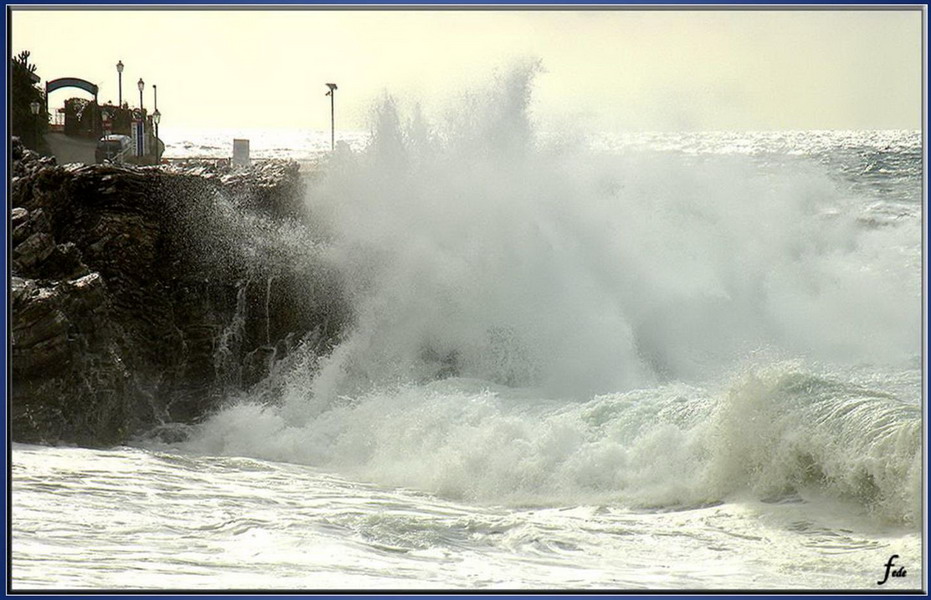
9 138 348 446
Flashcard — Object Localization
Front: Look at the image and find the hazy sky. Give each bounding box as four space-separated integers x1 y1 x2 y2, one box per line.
11 8 924 133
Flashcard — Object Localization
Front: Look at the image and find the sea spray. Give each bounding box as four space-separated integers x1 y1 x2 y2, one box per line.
265 275 275 346
303 64 919 399
214 281 248 391
181 64 921 523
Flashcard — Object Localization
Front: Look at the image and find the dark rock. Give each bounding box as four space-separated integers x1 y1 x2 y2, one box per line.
36 242 90 280
10 157 349 446
11 206 29 228
242 345 278 389
13 232 55 271
11 137 57 180
11 273 136 446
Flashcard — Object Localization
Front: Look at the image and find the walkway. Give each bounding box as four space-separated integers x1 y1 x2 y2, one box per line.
43 132 96 165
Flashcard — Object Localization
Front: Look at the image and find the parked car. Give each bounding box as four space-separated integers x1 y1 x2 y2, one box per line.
95 134 132 164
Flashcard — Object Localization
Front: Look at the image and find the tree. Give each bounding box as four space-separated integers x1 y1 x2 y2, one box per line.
11 50 48 151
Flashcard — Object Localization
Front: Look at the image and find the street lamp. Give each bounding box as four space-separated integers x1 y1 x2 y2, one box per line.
30 100 40 149
138 78 144 111
153 109 161 163
116 60 124 107
153 84 157 112
325 83 337 151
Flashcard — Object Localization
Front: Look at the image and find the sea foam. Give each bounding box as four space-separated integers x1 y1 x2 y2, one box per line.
181 63 921 523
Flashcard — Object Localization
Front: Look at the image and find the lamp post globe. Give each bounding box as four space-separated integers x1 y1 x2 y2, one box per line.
137 78 144 111
29 100 41 149
116 60 124 107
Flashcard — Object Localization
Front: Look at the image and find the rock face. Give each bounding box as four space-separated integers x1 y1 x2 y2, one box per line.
9 138 348 446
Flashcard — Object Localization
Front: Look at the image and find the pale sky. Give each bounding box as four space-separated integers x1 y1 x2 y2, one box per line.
10 8 924 133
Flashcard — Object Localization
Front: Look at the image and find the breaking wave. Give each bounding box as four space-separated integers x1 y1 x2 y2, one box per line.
174 63 921 524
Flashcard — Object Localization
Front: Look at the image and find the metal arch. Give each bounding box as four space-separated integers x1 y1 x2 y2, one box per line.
46 77 99 99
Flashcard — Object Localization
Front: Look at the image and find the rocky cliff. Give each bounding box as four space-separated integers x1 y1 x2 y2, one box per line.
9 139 348 446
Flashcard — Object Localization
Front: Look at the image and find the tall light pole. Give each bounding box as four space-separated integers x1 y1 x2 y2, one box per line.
152 84 158 163
138 78 144 111
116 60 123 107
325 83 337 151
153 109 161 164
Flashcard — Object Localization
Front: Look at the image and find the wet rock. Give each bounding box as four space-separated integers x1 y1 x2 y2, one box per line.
11 206 29 228
13 232 55 272
242 345 278 389
10 273 135 446
10 154 349 446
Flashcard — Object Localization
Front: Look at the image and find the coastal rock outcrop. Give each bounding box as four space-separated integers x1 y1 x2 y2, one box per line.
9 138 348 446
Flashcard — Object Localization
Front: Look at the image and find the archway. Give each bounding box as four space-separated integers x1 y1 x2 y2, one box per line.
45 78 101 137
45 77 98 100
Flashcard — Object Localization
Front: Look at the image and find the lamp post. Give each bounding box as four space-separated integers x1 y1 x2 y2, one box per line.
138 78 144 111
152 85 158 163
325 83 337 151
30 100 40 149
116 60 124 107
153 109 161 163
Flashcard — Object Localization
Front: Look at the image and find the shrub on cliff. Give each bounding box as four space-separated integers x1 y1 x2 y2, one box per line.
10 50 49 153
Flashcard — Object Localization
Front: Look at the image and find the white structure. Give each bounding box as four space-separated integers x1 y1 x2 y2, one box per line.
232 138 250 167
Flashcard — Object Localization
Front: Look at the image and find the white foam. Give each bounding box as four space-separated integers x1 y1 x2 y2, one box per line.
180 64 920 523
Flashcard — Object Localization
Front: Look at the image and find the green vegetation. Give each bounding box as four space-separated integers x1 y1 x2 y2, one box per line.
11 50 48 152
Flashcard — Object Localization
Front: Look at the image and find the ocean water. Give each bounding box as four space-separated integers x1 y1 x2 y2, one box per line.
159 126 370 162
10 67 925 591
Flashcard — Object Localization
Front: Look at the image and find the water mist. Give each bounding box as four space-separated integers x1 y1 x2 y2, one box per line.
183 64 921 521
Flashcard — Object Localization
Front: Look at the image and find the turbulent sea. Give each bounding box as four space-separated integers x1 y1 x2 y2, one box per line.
10 72 926 591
